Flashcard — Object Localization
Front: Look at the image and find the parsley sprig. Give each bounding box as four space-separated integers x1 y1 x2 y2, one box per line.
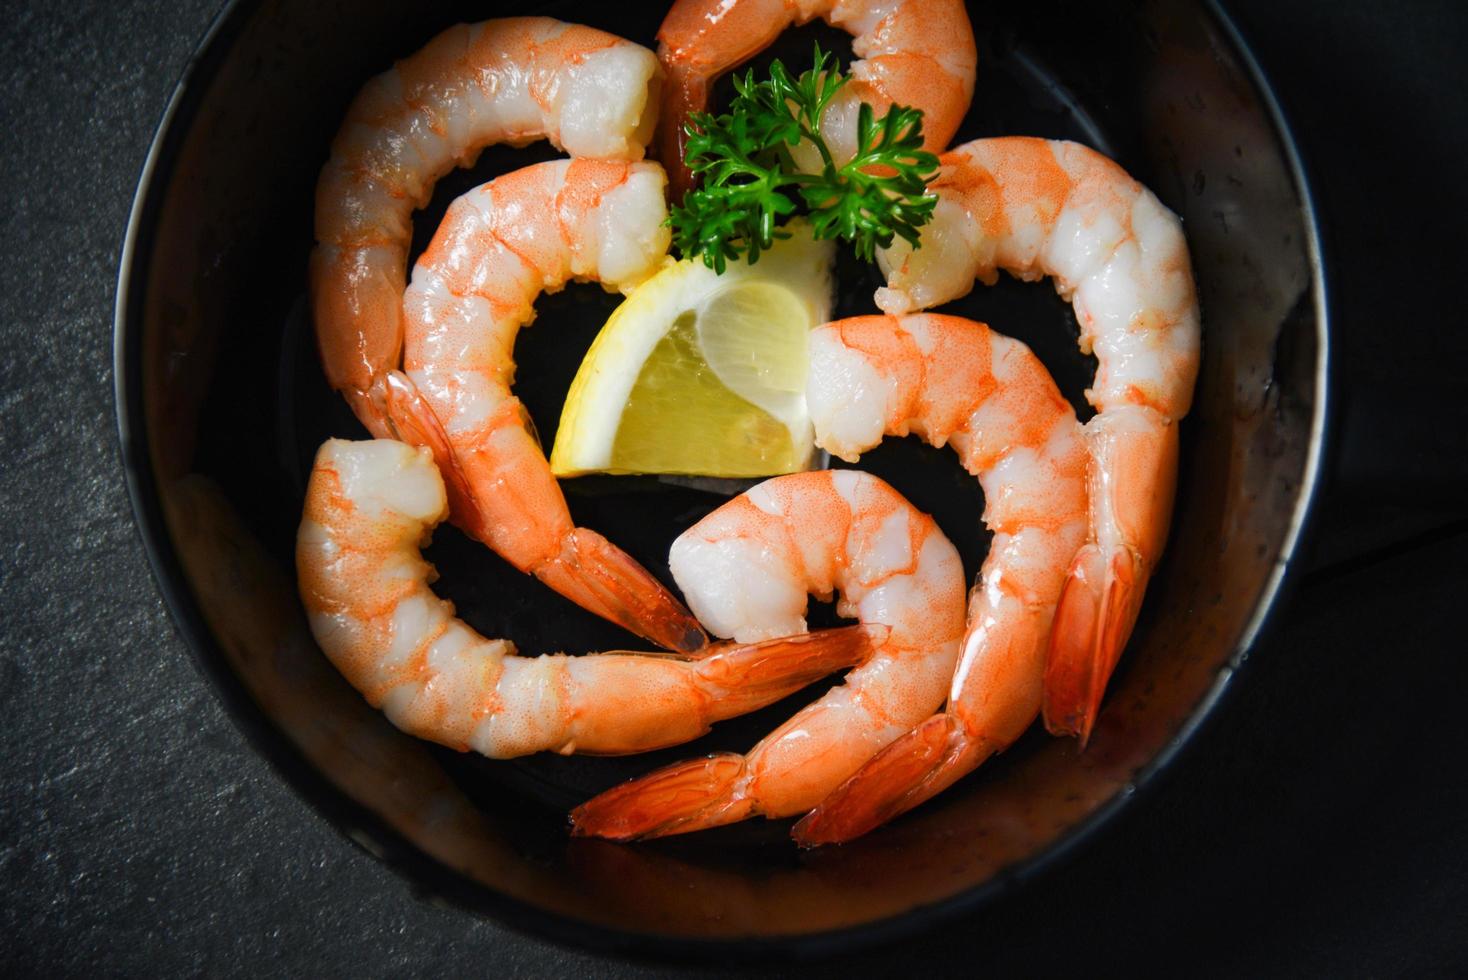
669 45 940 273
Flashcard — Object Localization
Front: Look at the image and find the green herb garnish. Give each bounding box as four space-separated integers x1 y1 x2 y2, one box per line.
670 45 940 273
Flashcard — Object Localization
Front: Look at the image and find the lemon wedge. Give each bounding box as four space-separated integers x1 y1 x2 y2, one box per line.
550 223 833 478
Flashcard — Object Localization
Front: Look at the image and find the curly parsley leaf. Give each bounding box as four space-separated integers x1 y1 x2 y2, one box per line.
671 44 940 271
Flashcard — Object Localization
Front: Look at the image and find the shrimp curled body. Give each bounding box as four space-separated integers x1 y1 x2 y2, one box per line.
655 0 977 198
312 17 662 432
296 440 879 758
398 157 706 653
789 313 1089 844
570 469 967 839
876 137 1203 743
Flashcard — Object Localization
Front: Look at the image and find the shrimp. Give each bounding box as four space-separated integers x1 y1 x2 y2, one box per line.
875 137 1203 743
761 313 1089 845
569 469 966 840
394 157 710 653
311 17 661 436
655 0 977 198
310 21 702 652
296 439 881 757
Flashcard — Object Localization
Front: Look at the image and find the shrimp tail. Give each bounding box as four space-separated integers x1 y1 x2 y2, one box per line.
375 371 708 654
695 624 888 708
341 385 396 441
656 61 704 200
1042 545 1146 745
376 371 493 543
368 368 706 655
1045 413 1175 744
536 528 710 655
570 624 887 836
791 714 987 846
570 753 755 841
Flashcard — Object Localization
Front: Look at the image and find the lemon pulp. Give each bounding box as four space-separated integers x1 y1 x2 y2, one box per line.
550 225 833 478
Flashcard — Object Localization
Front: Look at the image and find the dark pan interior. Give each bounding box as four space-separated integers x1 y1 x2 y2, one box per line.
116 0 1326 956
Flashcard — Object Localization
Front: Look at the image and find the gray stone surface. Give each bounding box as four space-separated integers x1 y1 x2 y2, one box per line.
2 0 1465 975
0 1 597 974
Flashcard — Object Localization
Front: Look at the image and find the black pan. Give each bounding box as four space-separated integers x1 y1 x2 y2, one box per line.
114 0 1329 960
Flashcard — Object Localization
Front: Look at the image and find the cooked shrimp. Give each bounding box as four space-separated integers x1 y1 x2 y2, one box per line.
875 137 1202 743
570 468 966 840
312 17 661 436
297 439 880 757
394 157 708 653
309 20 700 651
778 313 1088 844
656 0 977 197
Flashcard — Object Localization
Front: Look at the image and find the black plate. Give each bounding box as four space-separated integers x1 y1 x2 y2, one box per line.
115 0 1329 960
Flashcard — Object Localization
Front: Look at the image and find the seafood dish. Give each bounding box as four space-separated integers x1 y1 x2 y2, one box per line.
298 3 1200 848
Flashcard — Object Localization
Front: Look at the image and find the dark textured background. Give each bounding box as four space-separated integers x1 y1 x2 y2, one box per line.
3 0 1466 975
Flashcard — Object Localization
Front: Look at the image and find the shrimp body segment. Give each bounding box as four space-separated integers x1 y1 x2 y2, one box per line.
876 138 1203 743
655 0 977 197
297 440 880 757
398 157 705 653
569 469 967 839
786 313 1088 844
310 17 662 437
